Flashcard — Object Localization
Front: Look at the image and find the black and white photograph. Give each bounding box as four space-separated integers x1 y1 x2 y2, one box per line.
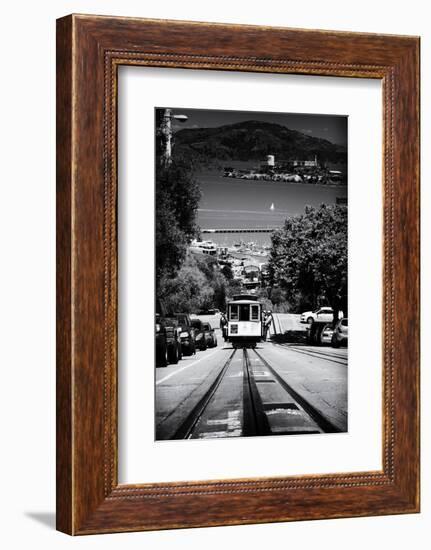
155 107 348 440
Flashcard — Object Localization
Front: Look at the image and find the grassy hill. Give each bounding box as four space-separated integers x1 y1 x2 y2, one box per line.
173 120 347 165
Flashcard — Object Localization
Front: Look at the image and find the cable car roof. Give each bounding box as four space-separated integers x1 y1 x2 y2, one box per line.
228 299 261 305
231 294 259 301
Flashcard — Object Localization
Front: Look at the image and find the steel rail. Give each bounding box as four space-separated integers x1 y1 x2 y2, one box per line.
242 348 271 436
279 344 348 366
251 348 342 433
171 348 238 439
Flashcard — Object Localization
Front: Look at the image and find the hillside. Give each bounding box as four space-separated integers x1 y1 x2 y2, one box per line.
173 120 347 164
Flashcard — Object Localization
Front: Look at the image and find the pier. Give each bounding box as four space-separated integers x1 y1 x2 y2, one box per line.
201 228 277 234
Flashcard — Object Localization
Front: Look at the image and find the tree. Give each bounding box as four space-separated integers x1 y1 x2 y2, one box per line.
269 287 285 308
158 254 230 313
225 278 242 301
155 158 201 285
221 264 233 280
269 204 347 323
158 255 211 313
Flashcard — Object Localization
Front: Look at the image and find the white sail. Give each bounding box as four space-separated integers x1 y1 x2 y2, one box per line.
270 203 275 211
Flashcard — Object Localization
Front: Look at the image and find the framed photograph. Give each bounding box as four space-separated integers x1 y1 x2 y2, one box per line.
152 106 348 442
56 15 420 534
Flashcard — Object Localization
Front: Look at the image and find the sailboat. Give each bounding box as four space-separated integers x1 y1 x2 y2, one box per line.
270 203 275 211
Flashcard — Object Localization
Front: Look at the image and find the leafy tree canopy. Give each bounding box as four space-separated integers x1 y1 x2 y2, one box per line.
159 254 229 313
269 204 347 316
155 158 201 284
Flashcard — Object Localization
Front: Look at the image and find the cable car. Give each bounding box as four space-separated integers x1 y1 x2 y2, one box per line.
225 296 265 348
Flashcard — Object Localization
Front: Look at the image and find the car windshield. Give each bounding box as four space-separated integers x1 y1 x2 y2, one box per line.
191 320 201 329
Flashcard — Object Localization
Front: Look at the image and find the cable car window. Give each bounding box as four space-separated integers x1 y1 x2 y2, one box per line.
251 305 259 320
230 305 239 320
239 305 250 321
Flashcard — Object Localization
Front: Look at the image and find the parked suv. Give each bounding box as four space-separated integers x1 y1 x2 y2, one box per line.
155 315 169 367
155 299 182 367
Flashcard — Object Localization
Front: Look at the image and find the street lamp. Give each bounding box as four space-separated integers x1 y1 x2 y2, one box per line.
160 109 188 165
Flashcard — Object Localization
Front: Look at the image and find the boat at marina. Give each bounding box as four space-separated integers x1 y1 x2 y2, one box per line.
189 239 218 257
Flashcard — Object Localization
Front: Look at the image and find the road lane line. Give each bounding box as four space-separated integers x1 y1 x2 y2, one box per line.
156 348 223 385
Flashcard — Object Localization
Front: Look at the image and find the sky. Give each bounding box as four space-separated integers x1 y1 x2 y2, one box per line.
164 107 347 146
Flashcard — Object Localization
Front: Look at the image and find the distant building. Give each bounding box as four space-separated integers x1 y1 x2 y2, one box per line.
289 155 319 167
243 264 260 289
296 160 318 167
217 246 229 257
266 155 275 167
260 154 319 171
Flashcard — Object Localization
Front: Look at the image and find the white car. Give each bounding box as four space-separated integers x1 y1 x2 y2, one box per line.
300 307 343 324
320 324 334 344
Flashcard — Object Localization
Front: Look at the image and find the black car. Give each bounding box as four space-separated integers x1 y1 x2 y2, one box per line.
202 322 217 348
174 313 196 356
156 299 182 367
155 315 169 367
190 319 208 351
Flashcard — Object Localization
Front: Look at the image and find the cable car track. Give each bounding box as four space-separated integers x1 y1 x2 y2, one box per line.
169 345 341 440
171 348 238 439
277 344 348 366
247 348 341 434
242 348 271 436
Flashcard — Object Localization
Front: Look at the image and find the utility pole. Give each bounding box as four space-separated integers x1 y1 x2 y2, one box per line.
157 108 188 166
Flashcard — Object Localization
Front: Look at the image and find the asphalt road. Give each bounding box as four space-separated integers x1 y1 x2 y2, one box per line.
155 314 347 440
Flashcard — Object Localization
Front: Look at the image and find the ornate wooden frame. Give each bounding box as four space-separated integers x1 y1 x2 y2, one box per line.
56 14 420 534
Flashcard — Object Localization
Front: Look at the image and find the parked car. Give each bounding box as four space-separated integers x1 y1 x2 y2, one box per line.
156 315 182 366
190 319 208 351
156 299 182 367
155 315 169 367
197 308 220 315
173 313 196 356
331 318 348 347
163 315 183 364
320 323 334 345
300 307 343 324
202 322 217 348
